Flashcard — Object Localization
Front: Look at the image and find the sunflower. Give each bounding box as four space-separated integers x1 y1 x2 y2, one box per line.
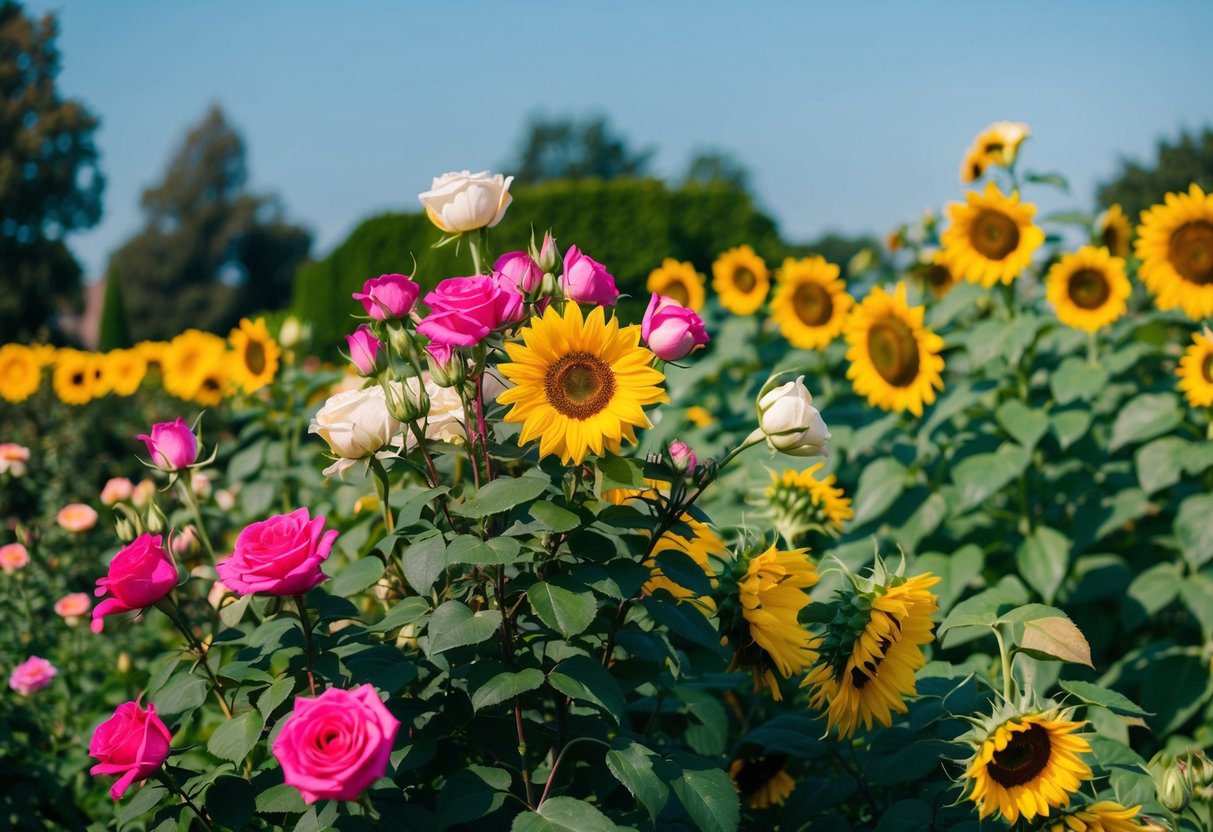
712 245 769 315
845 282 945 416
1045 246 1131 333
1039 801 1148 832
941 182 1044 287
101 349 147 397
192 352 232 407
498 303 667 465
960 122 1031 184
964 708 1092 824
764 465 853 545
803 571 938 737
647 258 706 312
1135 184 1213 320
914 251 959 299
0 344 41 403
685 405 714 428
1178 327 1213 408
645 518 729 606
51 349 95 406
134 340 169 371
161 330 227 401
728 755 796 810
770 256 854 350
228 317 281 393
1096 204 1132 258
31 344 58 367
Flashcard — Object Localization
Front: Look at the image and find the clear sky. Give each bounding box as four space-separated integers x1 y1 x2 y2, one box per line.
25 0 1213 279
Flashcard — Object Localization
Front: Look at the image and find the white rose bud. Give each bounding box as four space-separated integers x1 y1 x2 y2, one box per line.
309 386 402 478
755 375 830 457
418 170 513 234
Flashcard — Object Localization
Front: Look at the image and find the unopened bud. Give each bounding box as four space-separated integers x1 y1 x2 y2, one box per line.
535 231 559 273
668 440 698 474
145 501 167 535
114 516 137 544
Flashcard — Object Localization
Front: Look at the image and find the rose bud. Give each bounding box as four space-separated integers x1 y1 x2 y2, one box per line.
137 419 198 472
100 478 134 506
668 440 698 474
89 700 173 800
345 325 385 376
494 251 544 294
642 294 710 361
352 273 420 321
754 375 830 457
561 246 619 306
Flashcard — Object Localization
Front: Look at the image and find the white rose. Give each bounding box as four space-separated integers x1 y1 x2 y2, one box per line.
755 375 830 457
309 386 402 478
418 170 513 233
401 378 468 448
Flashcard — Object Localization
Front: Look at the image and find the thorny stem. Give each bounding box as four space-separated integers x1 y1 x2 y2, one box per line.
294 594 318 696
156 770 214 832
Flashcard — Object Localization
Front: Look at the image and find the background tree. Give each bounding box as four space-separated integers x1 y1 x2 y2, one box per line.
1097 126 1213 220
509 115 654 184
108 105 311 339
97 272 129 350
682 149 751 193
0 0 104 341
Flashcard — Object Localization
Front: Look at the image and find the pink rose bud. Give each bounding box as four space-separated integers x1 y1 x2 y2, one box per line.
668 440 698 474
345 325 384 376
561 246 619 306
9 656 57 696
425 342 465 388
190 471 212 500
57 503 99 533
0 442 30 477
536 232 559 272
55 591 92 622
494 251 544 294
216 507 338 596
137 418 199 471
89 700 173 800
171 527 199 556
100 478 135 506
91 534 178 633
272 684 400 804
642 294 710 361
352 273 421 321
416 275 524 347
0 542 29 573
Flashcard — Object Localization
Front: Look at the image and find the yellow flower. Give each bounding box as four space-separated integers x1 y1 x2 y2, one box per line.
647 258 706 311
770 256 854 350
915 251 959 299
0 344 41 403
942 182 1045 287
803 572 939 737
728 756 796 810
645 518 729 607
1096 204 1132 259
685 405 714 428
161 329 227 402
960 121 1031 184
134 340 169 370
192 353 232 407
31 344 57 367
765 466 853 544
845 283 945 416
498 303 667 465
1178 327 1213 408
1045 246 1131 333
1039 801 1148 832
51 349 95 405
228 317 281 394
1135 184 1213 320
101 349 147 397
712 245 769 315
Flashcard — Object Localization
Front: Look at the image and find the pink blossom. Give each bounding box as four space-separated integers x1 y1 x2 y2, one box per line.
0 542 29 574
216 508 337 596
346 325 384 376
642 294 710 361
561 246 619 306
57 503 99 533
351 273 421 320
100 478 134 506
416 275 524 347
9 656 57 696
668 440 698 474
494 251 544 294
91 534 178 633
0 443 30 477
137 419 198 471
55 592 92 622
89 700 173 800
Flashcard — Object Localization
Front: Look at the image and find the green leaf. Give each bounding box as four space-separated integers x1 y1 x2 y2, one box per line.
874 799 932 832
453 474 550 518
471 669 546 712
1050 409 1091 451
915 545 983 614
117 783 166 826
938 578 1029 644
951 443 1030 509
1108 392 1182 452
596 452 645 494
528 581 597 638
512 797 624 832
1135 436 1189 495
446 534 527 566
207 710 264 764
401 532 446 595
530 501 581 533
436 765 511 828
996 603 1070 625
1125 562 1181 625
1180 573 1213 640
1176 494 1213 569
370 596 430 633
1023 171 1069 191
1050 358 1108 405
425 601 502 656
205 775 255 832
254 783 308 814
643 596 722 652
652 549 713 598
676 687 728 757
996 400 1049 451
328 556 385 598
256 677 296 720
150 672 209 719
850 458 906 526
1059 679 1150 717
1018 616 1092 667
548 655 626 724
669 762 740 832
395 485 451 528
1015 526 1070 604
605 741 669 822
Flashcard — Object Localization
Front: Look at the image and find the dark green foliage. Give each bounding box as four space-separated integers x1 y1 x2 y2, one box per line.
96 272 129 350
510 114 654 185
682 149 751 192
1097 126 1213 221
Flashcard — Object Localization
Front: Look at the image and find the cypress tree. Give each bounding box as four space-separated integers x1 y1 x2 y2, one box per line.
97 272 131 350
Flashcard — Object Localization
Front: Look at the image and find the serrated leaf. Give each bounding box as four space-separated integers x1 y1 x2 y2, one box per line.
446 534 526 566
150 672 209 719
605 742 669 821
1058 679 1150 717
471 669 545 712
652 549 713 598
530 501 581 533
452 474 550 518
1015 527 1070 604
669 762 740 832
207 710 264 764
1019 616 1092 667
548 655 625 724
401 532 446 595
256 677 296 720
511 797 624 832
117 784 166 826
1109 392 1182 452
436 765 511 828
425 601 501 656
528 581 596 638
370 596 430 632
255 783 308 814
328 556 385 597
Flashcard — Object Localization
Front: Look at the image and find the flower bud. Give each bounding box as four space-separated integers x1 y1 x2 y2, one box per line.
755 375 830 457
425 343 466 389
494 251 544 295
642 294 710 361
383 378 429 423
137 419 199 472
561 246 619 306
384 321 418 363
352 273 421 321
536 231 559 273
346 325 385 376
1149 752 1192 812
114 516 137 545
668 440 697 474
279 316 305 349
145 501 166 535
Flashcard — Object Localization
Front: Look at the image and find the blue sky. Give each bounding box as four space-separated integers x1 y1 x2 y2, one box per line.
27 0 1213 278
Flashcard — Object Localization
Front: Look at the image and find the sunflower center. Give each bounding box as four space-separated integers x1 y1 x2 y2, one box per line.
1101 225 1123 255
927 264 953 290
545 352 615 419
1067 268 1111 310
664 281 691 307
201 376 222 394
245 340 267 375
734 754 789 796
792 282 834 327
733 268 757 293
1203 353 1213 384
1168 221 1213 285
982 141 1005 156
987 723 1052 788
867 320 920 387
971 209 1021 260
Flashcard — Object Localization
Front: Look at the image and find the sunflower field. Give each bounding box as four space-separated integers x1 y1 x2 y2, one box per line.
2 126 1213 832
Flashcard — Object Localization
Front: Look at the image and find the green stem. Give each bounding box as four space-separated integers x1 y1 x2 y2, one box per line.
538 737 611 805
1086 331 1099 367
175 474 217 564
369 457 395 534
993 625 1014 702
156 770 214 832
294 594 318 696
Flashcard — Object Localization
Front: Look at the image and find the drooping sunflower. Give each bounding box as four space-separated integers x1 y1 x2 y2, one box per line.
1178 327 1213 408
728 755 796 810
1045 245 1131 333
1135 184 1213 320
1039 801 1148 832
161 329 227 402
964 707 1092 824
647 258 706 312
770 256 854 350
1096 204 1132 258
0 344 42 403
498 303 668 465
51 349 95 406
712 245 769 315
764 465 853 545
803 570 939 737
959 121 1031 184
845 282 945 416
941 182 1045 287
101 349 147 397
228 317 281 393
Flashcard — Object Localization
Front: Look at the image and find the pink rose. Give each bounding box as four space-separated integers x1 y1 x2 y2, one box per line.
137 419 198 471
89 700 173 800
0 443 30 476
57 503 99 533
561 246 619 306
91 534 178 634
100 478 134 506
668 440 698 474
494 251 544 294
0 542 29 573
416 276 524 347
132 479 156 509
55 591 92 622
272 684 400 803
641 294 710 361
9 656 57 696
216 508 337 596
351 273 421 321
345 325 384 376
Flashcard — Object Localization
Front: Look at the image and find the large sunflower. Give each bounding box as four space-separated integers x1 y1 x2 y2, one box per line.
942 182 1044 287
712 245 769 315
228 317 281 393
101 349 147 397
161 330 227 402
647 258 706 312
51 349 95 406
965 709 1092 824
845 283 945 416
1045 246 1131 333
0 344 41 403
728 755 796 810
1096 204 1132 259
770 256 854 350
1178 327 1213 408
1039 801 1148 832
498 303 667 465
765 465 853 545
1135 184 1213 320
803 571 938 737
